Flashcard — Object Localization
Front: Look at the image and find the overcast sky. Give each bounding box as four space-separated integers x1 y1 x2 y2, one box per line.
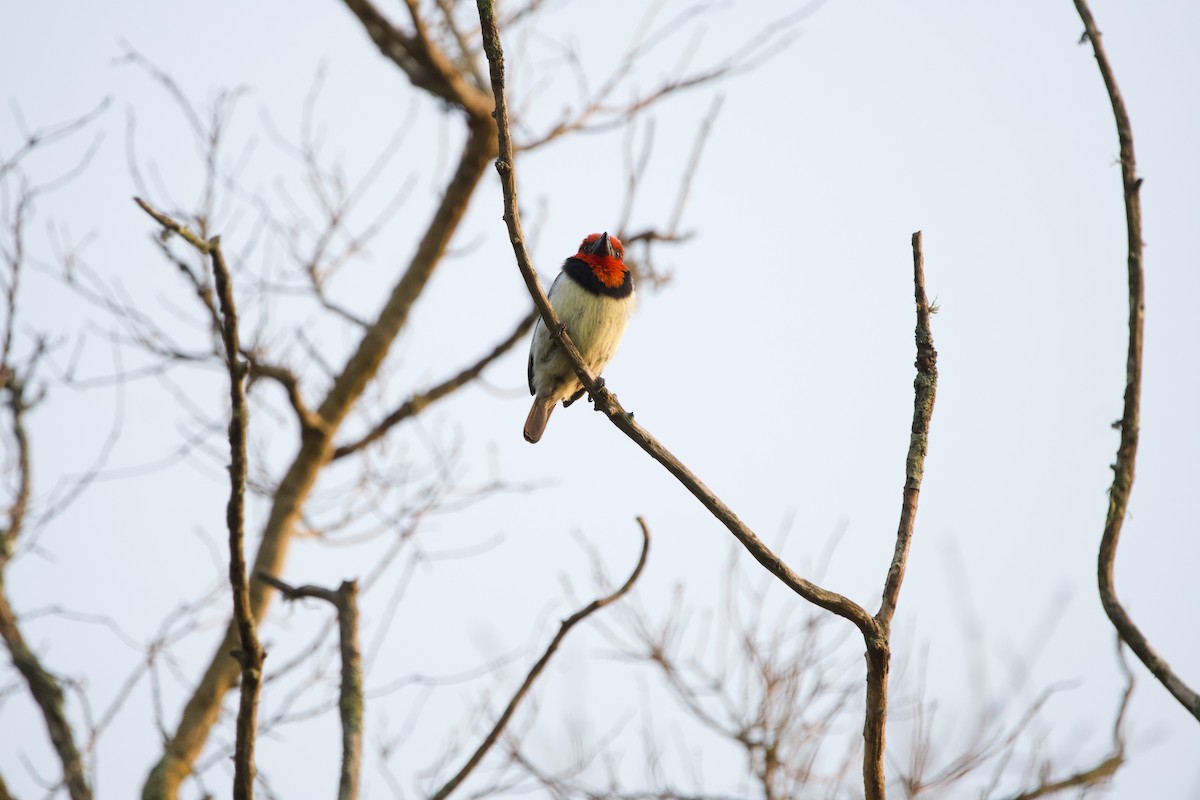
2 1 1198 798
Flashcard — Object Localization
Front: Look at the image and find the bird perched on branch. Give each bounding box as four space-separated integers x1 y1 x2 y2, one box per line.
525 232 634 443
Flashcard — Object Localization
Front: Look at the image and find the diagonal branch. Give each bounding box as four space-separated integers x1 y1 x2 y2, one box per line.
340 0 492 118
428 517 652 800
1072 0 1200 721
332 310 536 460
0 587 92 800
473 0 875 640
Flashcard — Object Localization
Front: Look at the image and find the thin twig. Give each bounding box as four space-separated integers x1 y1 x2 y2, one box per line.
332 310 536 460
1005 641 1132 800
668 94 723 236
428 518 652 800
1072 0 1200 720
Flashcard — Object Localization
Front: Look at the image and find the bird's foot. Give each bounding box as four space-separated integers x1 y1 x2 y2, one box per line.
589 377 608 408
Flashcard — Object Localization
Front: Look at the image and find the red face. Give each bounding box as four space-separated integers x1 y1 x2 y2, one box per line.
575 232 627 288
579 232 624 260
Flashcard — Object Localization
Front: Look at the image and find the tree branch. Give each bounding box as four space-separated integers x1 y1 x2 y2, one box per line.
209 238 261 800
135 198 263 798
258 574 362 800
0 108 105 800
1072 0 1200 720
863 231 939 800
473 0 874 641
142 117 497 800
429 517 651 800
877 231 938 627
0 590 91 800
339 0 492 118
1005 641 1133 800
332 310 536 460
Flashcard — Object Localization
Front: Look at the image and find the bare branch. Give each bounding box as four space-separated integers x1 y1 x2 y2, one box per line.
332 310 536 460
0 97 110 182
339 0 492 118
134 199 263 799
244 355 325 434
863 231 938 799
1005 642 1133 800
429 517 651 800
877 231 938 627
0 376 92 800
209 239 261 800
515 7 806 152
258 574 362 800
669 95 722 238
1071 0 1200 720
142 110 498 800
433 0 488 92
0 145 93 800
134 197 212 253
474 0 876 639
0 588 92 800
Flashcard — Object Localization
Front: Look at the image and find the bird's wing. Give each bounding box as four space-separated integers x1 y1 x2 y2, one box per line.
527 320 539 396
527 272 565 395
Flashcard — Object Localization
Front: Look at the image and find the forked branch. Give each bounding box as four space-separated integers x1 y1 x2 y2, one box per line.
1072 0 1200 720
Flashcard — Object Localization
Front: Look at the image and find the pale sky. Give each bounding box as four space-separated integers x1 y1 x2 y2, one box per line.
2 1 1198 798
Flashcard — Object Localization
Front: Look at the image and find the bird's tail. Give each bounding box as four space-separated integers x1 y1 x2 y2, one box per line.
524 398 555 444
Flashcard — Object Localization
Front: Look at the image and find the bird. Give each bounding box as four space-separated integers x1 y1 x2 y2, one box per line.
524 232 635 443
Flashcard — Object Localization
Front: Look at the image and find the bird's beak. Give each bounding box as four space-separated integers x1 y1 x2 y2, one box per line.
584 232 619 259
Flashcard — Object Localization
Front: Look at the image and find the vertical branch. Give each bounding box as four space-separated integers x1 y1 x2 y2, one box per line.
134 199 263 796
877 231 938 626
210 239 262 800
864 231 939 799
1072 0 1200 720
334 582 362 800
258 575 362 800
